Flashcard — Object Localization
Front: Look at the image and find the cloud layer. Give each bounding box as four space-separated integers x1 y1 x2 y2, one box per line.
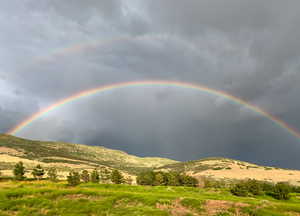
1 0 300 168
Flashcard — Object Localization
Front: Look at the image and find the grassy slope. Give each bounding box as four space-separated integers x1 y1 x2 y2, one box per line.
0 134 176 174
0 181 300 216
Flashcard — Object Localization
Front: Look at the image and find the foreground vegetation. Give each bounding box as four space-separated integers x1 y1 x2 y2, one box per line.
0 180 300 216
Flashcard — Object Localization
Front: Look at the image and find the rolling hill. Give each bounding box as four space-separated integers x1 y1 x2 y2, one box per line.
0 134 176 175
1 134 300 185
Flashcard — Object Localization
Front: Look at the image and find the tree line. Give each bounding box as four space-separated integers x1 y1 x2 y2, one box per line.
8 161 127 186
136 171 199 187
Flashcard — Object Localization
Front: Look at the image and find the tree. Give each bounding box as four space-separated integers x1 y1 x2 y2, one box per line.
47 167 58 182
91 169 100 183
153 172 167 186
99 167 111 183
67 171 80 186
81 170 90 183
32 164 45 180
13 161 26 180
165 172 181 186
137 171 155 185
111 170 124 184
180 175 198 187
271 183 291 200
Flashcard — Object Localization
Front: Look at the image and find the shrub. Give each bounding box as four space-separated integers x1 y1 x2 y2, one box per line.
137 171 156 185
81 170 90 183
91 169 100 183
230 182 249 197
47 167 58 182
67 171 81 186
180 175 198 187
165 172 181 186
13 162 26 180
32 164 45 180
270 182 291 200
111 170 124 184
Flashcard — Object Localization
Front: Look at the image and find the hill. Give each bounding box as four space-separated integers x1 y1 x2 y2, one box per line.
0 134 176 175
157 157 300 185
1 134 300 185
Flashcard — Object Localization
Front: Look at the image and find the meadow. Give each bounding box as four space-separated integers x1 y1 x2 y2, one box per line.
0 180 300 216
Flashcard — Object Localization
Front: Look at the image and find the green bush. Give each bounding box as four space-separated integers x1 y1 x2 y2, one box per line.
67 171 81 186
13 162 26 180
81 170 90 183
91 169 100 183
230 182 249 197
31 164 45 180
136 171 198 187
269 182 291 200
47 167 58 182
111 170 124 184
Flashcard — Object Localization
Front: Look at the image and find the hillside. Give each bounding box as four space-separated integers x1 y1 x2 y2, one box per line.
1 134 300 185
157 157 300 185
0 134 176 175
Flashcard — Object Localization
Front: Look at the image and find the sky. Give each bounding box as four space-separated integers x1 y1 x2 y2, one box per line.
1 0 300 169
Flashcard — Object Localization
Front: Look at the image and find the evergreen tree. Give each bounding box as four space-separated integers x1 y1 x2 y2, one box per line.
180 175 198 187
13 161 26 180
81 170 90 183
47 167 58 182
67 171 80 186
99 167 111 183
111 170 124 184
32 164 45 180
154 172 167 186
137 171 155 185
91 169 100 183
165 172 181 186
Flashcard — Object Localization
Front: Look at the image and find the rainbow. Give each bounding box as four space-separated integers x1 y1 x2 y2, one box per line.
30 34 170 66
8 80 300 139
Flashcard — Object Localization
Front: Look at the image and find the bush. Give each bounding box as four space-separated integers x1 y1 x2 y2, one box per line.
13 162 26 180
81 170 90 183
47 167 58 182
137 171 156 185
136 171 198 187
32 164 45 180
180 175 198 187
231 182 249 197
67 171 80 186
270 182 291 200
111 170 124 184
91 169 100 183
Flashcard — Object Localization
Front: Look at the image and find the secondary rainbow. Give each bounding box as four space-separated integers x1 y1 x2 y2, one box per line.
8 80 300 140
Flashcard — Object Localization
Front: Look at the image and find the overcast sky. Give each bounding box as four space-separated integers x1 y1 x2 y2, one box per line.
1 0 300 169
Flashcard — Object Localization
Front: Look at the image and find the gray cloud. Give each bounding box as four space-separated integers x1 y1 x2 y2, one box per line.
1 0 300 169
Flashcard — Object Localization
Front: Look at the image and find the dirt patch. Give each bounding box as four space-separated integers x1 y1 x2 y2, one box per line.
156 199 198 216
0 147 24 156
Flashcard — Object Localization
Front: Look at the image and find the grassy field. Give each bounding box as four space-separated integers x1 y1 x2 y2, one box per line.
0 181 300 216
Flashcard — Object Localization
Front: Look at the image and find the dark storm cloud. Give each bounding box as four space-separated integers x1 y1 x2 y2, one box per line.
1 0 300 169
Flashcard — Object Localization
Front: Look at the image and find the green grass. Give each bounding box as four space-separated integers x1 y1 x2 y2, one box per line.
0 181 300 216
